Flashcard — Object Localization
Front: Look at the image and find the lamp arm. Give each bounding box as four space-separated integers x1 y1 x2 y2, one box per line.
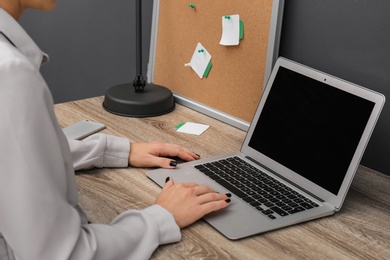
133 0 146 92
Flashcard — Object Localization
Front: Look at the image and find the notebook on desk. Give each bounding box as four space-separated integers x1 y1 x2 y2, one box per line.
147 57 385 240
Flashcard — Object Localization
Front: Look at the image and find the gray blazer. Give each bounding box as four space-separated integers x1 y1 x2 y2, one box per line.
0 8 180 260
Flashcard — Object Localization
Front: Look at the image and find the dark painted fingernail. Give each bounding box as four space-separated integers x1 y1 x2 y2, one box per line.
225 193 232 197
170 161 177 167
165 177 170 183
225 199 231 203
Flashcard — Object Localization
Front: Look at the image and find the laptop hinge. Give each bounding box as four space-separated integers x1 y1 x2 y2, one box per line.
245 156 325 203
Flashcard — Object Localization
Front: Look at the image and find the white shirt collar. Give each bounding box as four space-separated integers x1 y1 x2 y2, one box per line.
0 8 49 67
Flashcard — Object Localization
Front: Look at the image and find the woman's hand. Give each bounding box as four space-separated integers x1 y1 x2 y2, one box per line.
128 142 200 168
155 177 231 228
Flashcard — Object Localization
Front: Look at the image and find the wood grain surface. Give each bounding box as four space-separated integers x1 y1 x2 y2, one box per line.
55 97 390 259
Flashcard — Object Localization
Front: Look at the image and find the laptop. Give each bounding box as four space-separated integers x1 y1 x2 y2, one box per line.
147 57 385 240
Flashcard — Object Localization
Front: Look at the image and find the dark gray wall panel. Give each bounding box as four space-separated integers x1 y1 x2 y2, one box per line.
19 0 153 104
279 0 390 175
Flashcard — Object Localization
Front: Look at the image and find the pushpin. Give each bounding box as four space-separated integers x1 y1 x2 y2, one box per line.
198 49 205 53
224 15 231 19
188 4 195 9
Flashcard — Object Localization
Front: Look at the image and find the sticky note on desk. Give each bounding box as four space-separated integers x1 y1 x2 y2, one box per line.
175 122 210 135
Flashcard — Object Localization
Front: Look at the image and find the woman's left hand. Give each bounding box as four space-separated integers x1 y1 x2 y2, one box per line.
128 142 200 168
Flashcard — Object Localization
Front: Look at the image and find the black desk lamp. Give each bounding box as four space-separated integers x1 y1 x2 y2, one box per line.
103 0 175 117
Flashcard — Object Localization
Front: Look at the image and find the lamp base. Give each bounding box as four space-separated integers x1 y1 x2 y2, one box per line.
103 83 175 117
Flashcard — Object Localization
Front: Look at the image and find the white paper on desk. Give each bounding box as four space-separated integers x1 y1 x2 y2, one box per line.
185 43 212 79
176 122 210 135
220 14 240 46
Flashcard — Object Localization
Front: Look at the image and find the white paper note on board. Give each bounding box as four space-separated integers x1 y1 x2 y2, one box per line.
220 14 240 46
185 42 212 79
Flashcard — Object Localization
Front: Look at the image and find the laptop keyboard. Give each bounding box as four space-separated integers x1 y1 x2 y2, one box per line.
194 156 319 220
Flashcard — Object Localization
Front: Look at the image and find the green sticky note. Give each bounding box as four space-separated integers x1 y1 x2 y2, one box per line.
240 20 244 40
203 61 213 78
175 122 185 130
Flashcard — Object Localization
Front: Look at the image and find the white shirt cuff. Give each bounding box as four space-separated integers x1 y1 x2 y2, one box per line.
142 205 181 245
103 135 130 167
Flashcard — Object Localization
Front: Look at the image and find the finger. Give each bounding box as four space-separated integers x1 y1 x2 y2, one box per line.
147 150 197 169
162 177 174 189
196 192 229 204
199 200 231 216
153 157 179 169
134 153 179 169
157 144 200 161
180 182 199 188
176 150 200 161
164 180 198 190
190 185 215 196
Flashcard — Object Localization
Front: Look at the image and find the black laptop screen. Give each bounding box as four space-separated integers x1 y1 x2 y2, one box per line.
249 67 375 195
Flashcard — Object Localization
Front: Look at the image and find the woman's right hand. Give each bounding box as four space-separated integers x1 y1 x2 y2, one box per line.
155 177 231 228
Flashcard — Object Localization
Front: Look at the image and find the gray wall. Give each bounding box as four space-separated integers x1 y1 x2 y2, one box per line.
20 1 390 176
279 0 390 175
19 0 153 104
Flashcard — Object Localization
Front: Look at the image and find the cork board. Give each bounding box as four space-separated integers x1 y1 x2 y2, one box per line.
153 0 273 122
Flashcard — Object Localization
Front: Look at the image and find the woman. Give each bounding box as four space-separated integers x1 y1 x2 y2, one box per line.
0 1 230 259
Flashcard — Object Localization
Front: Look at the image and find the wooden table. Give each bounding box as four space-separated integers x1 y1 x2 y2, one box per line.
55 96 390 259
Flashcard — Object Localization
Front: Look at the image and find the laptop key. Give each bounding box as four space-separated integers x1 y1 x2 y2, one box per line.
287 207 306 214
262 209 274 215
208 174 220 181
270 206 289 216
215 179 247 198
288 203 299 208
202 170 215 176
243 196 255 203
300 202 314 209
196 167 210 173
250 201 261 207
255 205 265 212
